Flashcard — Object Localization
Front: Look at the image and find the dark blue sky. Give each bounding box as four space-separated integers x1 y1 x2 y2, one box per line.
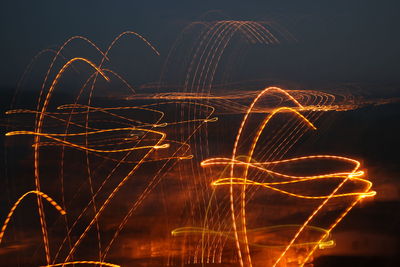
1 0 400 88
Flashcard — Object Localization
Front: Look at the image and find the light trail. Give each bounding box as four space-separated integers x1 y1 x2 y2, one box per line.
198 86 375 266
3 31 166 267
0 191 66 244
1 24 377 267
171 225 335 249
41 261 119 267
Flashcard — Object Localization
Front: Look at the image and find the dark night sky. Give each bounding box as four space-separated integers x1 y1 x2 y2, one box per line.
1 0 400 88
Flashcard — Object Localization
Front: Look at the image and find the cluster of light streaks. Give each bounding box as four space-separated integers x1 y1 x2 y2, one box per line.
1 29 217 267
1 19 376 267
154 20 376 266
175 87 375 266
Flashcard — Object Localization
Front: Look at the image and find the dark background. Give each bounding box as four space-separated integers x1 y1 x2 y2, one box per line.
1 0 400 88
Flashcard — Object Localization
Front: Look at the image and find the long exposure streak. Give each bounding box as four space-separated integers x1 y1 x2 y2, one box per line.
1 22 378 267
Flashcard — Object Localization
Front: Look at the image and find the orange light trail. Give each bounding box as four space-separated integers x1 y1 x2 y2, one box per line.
0 191 66 245
231 87 305 267
2 24 377 267
41 261 119 267
3 32 167 267
198 86 375 266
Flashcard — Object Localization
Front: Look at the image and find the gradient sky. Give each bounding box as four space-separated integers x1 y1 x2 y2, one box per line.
1 0 400 88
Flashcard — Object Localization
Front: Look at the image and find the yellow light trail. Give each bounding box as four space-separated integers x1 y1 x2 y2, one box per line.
171 225 335 249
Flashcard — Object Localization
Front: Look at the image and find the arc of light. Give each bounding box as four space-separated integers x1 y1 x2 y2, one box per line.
38 36 108 111
87 31 159 100
32 57 108 265
229 87 304 267
193 21 248 91
239 106 316 266
0 191 66 244
103 31 159 57
15 48 79 107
